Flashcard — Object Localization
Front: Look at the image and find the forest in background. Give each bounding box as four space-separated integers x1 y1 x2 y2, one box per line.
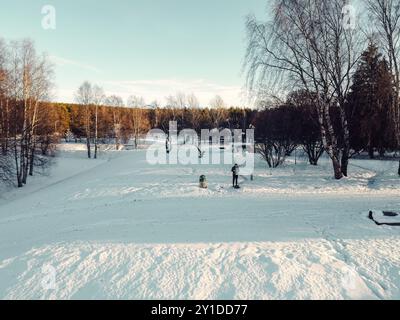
2 0 400 188
1 40 399 188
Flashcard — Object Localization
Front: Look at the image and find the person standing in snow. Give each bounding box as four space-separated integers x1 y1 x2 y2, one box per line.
231 164 239 188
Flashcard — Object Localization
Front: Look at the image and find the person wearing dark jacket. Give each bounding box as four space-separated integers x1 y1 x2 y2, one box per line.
231 164 239 188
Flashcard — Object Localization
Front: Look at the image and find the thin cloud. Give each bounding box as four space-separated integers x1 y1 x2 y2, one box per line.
50 55 102 74
54 79 248 107
101 79 245 106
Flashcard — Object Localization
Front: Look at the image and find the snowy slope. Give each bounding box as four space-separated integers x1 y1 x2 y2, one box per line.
0 145 399 300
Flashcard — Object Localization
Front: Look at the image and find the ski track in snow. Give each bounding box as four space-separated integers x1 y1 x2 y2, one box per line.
0 145 399 300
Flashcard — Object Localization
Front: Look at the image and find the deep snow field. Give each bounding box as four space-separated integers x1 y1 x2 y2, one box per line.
0 144 399 300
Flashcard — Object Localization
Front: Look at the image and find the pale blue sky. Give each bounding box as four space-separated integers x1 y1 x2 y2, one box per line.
0 0 267 106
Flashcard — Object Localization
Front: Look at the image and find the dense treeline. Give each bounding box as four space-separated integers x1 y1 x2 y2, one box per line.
347 43 397 157
70 82 260 159
46 100 258 148
50 52 398 170
0 39 54 187
2 20 400 188
4 48 395 185
254 43 398 168
245 0 400 179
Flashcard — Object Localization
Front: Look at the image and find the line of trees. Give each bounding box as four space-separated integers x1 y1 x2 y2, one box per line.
51 77 398 172
255 94 324 168
11 70 394 172
0 39 55 187
61 87 257 159
4 2 400 188
72 83 151 158
245 0 400 179
254 42 398 169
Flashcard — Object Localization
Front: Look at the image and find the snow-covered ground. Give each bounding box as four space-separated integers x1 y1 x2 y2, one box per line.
0 144 399 300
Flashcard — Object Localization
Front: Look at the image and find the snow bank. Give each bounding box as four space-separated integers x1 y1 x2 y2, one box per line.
0 238 399 300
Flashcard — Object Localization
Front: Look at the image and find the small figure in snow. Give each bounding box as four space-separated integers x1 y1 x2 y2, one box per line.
231 164 239 188
165 137 170 154
199 175 208 189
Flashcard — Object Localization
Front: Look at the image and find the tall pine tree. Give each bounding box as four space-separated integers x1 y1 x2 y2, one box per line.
347 43 395 158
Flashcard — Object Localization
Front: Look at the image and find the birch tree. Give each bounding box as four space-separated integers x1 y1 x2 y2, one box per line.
209 95 227 129
92 85 105 159
127 95 145 149
366 0 400 175
1 39 54 187
245 0 362 179
0 39 11 182
0 38 9 157
187 93 200 109
75 81 93 158
106 95 124 150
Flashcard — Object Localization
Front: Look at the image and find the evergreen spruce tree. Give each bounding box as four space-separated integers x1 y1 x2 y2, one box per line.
348 43 395 158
